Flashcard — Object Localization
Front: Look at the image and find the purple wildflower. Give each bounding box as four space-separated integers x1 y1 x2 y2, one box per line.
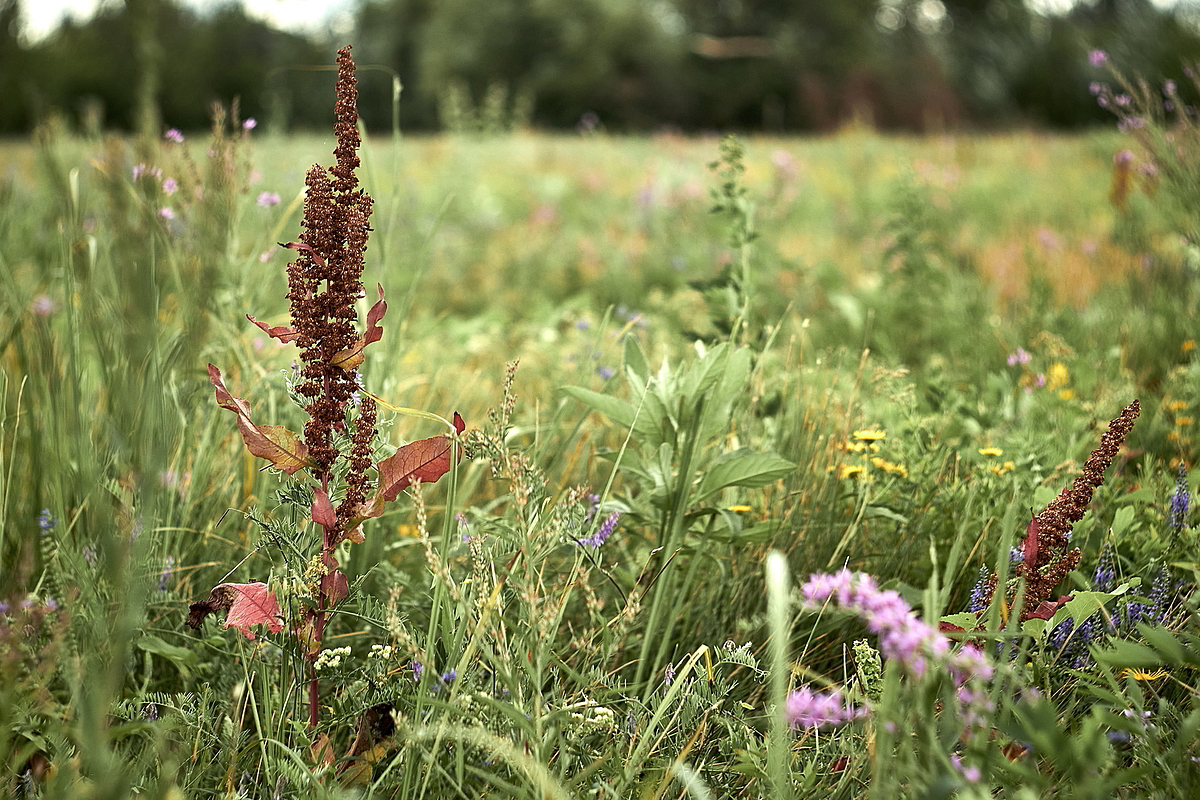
579 511 620 548
596 365 615 380
1089 81 1104 96
257 191 281 207
164 128 184 143
1089 49 1108 67
32 295 54 317
1092 544 1115 592
159 555 176 592
951 754 982 783
800 570 989 682
441 669 457 684
1170 464 1190 531
411 660 424 682
1007 347 1031 366
38 509 56 534
242 118 257 132
786 686 867 730
159 207 176 220
0 601 8 615
664 661 676 686
162 178 179 195
967 567 990 613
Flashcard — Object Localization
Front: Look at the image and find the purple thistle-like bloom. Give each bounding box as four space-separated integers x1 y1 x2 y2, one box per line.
1090 49 1108 67
257 191 281 207
579 511 620 547
243 118 257 131
164 128 184 143
441 669 457 684
44 597 59 612
411 660 424 682
786 686 867 730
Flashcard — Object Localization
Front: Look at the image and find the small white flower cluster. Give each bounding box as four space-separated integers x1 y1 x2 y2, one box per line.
314 646 352 672
369 644 394 661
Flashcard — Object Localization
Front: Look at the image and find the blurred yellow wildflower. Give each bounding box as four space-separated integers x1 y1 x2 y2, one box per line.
840 464 867 479
1177 417 1194 426
1121 668 1168 681
844 441 868 453
1058 389 1076 400
727 505 753 513
978 447 1004 457
1166 400 1188 411
1047 362 1069 390
1183 339 1197 353
853 429 887 441
870 457 908 478
989 461 1015 476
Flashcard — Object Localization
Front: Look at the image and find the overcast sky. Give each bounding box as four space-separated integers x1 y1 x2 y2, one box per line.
20 0 355 43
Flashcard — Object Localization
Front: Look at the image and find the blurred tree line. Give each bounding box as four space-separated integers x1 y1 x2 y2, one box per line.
3 0 1200 135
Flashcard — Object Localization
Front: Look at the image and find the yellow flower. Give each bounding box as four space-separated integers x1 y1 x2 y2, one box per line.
727 505 753 513
853 429 887 441
1183 339 1197 353
839 464 867 479
1047 362 1069 390
1177 417 1194 426
989 461 1015 476
978 447 1004 457
1058 389 1076 401
870 457 908 478
843 441 868 453
1166 400 1189 411
1121 668 1168 681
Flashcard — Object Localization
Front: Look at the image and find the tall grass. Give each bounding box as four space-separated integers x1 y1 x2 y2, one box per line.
0 54 1197 797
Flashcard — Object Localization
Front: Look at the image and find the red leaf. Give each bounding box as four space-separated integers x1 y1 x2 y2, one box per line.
209 364 312 474
1022 515 1039 570
322 569 350 606
377 412 466 502
331 285 387 371
186 582 284 640
247 314 300 343
1027 594 1073 621
312 486 337 529
281 241 326 268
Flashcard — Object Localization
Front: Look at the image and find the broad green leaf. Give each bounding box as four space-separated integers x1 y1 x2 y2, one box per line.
1110 506 1136 538
624 335 651 383
136 634 198 678
562 386 636 429
939 612 979 631
695 450 795 502
1092 640 1164 669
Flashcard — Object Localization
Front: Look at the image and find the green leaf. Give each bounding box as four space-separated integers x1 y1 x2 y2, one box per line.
624 335 651 383
1110 506 1136 538
939 612 979 631
136 634 198 678
695 450 795 502
865 505 909 525
1092 640 1163 669
562 386 635 429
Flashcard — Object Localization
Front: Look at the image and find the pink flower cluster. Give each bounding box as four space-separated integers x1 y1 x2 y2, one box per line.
786 686 868 730
787 569 995 731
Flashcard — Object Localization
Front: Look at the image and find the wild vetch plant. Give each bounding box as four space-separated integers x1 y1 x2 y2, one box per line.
186 47 464 737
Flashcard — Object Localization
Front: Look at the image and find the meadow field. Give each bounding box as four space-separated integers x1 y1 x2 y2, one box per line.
0 85 1198 798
